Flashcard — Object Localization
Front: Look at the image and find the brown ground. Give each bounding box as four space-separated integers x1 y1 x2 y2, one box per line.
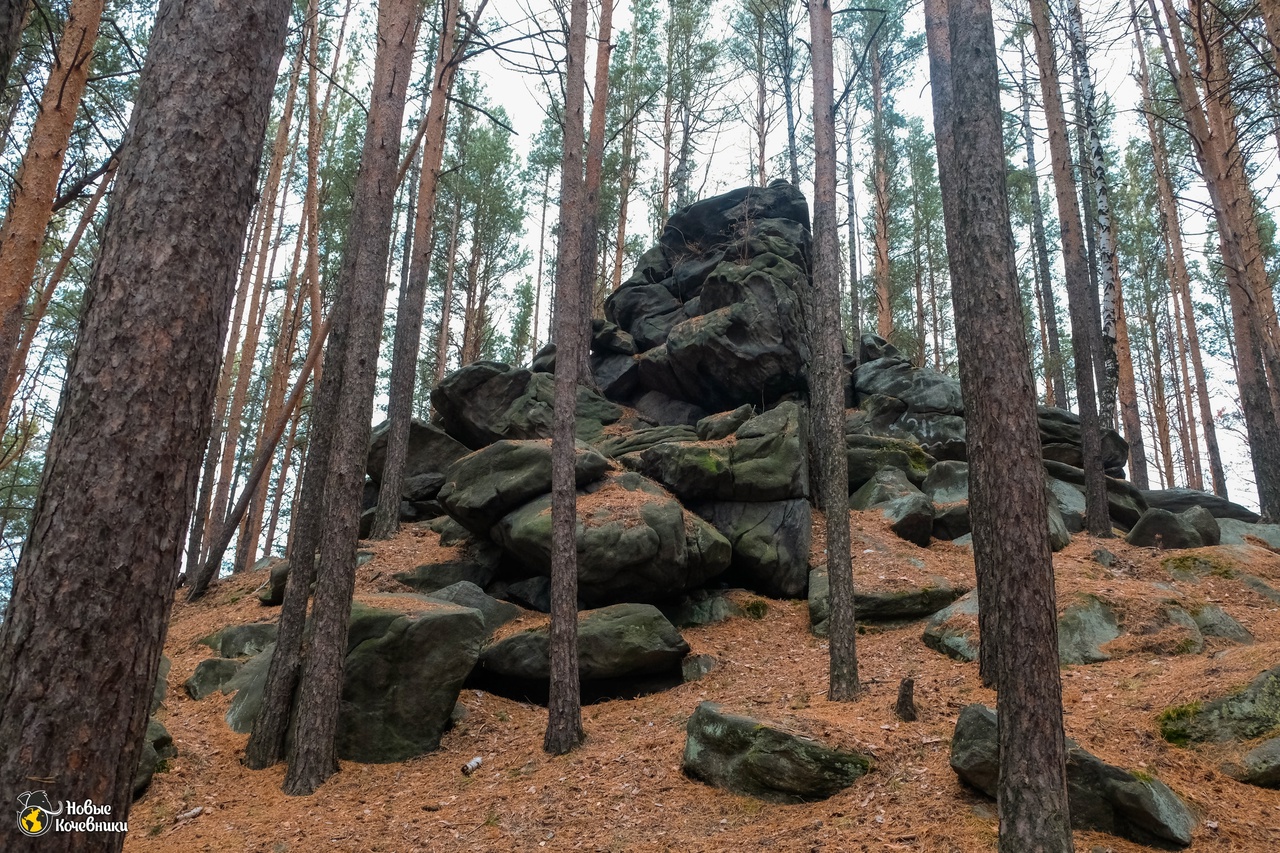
128 514 1280 852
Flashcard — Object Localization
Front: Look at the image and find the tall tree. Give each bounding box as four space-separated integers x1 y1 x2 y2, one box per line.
1019 38 1068 409
1029 0 1110 537
807 0 858 701
0 0 26 88
545 0 588 757
0 0 291 848
0 0 104 423
925 0 1073 849
371 0 472 541
278 0 421 795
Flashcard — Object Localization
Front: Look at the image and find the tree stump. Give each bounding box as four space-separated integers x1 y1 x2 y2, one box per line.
894 677 918 722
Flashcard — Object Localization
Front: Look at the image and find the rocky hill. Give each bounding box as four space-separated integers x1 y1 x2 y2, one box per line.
128 183 1280 851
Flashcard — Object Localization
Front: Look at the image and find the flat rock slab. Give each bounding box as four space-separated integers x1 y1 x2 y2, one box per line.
951 704 1194 848
809 568 969 637
424 581 520 636
683 702 871 803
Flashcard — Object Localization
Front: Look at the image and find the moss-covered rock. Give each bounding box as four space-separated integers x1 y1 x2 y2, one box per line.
1159 666 1280 745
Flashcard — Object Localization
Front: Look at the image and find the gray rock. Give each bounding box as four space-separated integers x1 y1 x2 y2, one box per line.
1037 406 1131 471
682 654 719 682
1190 604 1252 644
1047 475 1087 533
1218 518 1280 549
366 419 469 488
591 351 641 400
849 468 923 509
683 701 871 803
151 655 170 714
1142 488 1260 523
184 658 244 700
844 433 935 490
1058 595 1121 665
631 402 809 503
595 425 697 458
424 581 520 636
692 499 811 599
475 603 690 703
811 568 968 636
921 591 980 662
932 503 971 541
1046 490 1073 552
880 494 937 548
1225 737 1280 788
504 576 553 613
133 718 177 800
392 541 502 594
337 601 485 763
1159 665 1280 745
634 389 708 426
493 472 731 606
224 602 485 764
437 439 610 534
258 558 291 606
951 704 1194 848
1182 505 1221 546
1125 508 1205 550
204 622 278 659
696 405 755 440
922 460 969 504
430 361 622 449
1044 461 1148 530
661 589 744 628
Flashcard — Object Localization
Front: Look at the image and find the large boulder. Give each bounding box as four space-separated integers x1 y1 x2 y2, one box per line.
365 419 469 494
225 600 485 764
1037 406 1130 472
133 719 177 800
683 702 871 803
1044 460 1149 530
1141 488 1260 523
424 581 521 637
430 361 622 449
391 540 502 594
628 402 808 503
1159 665 1280 745
474 603 689 703
849 471 935 547
951 704 1194 847
922 461 969 504
810 567 969 636
492 472 731 606
845 432 934 490
336 600 485 763
203 622 278 659
184 658 244 700
693 499 811 599
1125 508 1208 550
851 358 967 461
436 439 610 534
1057 595 1121 666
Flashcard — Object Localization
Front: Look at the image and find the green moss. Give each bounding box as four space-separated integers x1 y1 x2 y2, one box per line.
1158 701 1202 747
1131 769 1155 783
1161 554 1235 579
743 599 769 620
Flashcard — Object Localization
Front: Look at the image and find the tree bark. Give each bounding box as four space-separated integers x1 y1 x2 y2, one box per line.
0 1 290 849
0 0 104 424
926 2 1073 849
371 0 468 541
1030 0 1110 537
0 0 27 88
808 0 859 702
545 0 588 757
1021 41 1068 409
871 50 892 341
281 0 420 796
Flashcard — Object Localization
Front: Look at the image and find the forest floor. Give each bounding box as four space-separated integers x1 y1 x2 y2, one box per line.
126 512 1280 853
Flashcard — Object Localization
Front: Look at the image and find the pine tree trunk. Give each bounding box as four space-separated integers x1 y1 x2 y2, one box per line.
1030 0 1110 537
577 0 612 387
545 0 588 757
282 0 420 796
533 165 550 354
808 0 859 702
0 0 27 87
371 0 468 543
926 2 1073 849
845 110 861 344
434 196 462 383
1132 7 1225 495
1022 44 1067 410
0 0 104 423
871 51 892 341
0 2 290 849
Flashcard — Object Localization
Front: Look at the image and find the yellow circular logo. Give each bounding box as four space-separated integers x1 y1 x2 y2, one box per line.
16 791 60 837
